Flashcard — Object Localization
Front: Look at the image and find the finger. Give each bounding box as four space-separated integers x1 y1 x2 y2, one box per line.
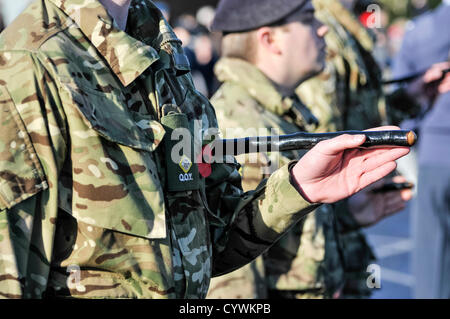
384 187 413 202
363 125 401 132
438 75 450 94
384 202 406 218
314 134 366 156
361 147 410 172
424 69 443 83
381 192 405 209
392 175 407 183
424 62 450 82
384 190 404 203
439 83 450 94
359 161 397 190
364 177 386 192
400 189 413 201
361 126 410 150
362 147 404 162
377 174 413 200
437 61 450 68
316 126 405 155
384 194 407 215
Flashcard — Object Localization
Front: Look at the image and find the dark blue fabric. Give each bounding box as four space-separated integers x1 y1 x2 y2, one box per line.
392 4 450 166
392 4 450 77
419 92 450 165
396 3 450 299
413 165 450 298
210 0 307 32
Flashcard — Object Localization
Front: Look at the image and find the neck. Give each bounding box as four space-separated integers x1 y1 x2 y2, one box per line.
267 78 296 98
256 60 310 96
98 0 131 31
256 61 295 89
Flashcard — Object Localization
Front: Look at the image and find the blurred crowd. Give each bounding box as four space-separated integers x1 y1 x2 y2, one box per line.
152 1 221 98
0 0 448 299
0 0 445 100
150 0 449 100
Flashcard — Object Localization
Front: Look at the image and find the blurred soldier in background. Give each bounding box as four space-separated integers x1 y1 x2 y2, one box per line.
296 0 392 299
206 0 412 299
298 0 388 132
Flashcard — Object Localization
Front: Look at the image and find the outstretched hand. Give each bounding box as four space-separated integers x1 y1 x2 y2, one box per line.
290 126 410 204
348 175 413 227
423 61 450 95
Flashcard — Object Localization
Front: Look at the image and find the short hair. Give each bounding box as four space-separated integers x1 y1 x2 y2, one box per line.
220 30 258 63
220 24 290 63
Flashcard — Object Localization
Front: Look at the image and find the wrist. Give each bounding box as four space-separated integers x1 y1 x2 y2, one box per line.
289 162 314 203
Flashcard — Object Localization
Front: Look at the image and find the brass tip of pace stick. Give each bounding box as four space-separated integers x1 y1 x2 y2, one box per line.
407 131 417 146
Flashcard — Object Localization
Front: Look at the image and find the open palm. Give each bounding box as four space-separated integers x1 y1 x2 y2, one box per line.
291 127 410 204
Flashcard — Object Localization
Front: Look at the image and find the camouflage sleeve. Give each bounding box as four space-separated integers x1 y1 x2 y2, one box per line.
206 159 320 276
0 84 48 211
0 52 66 298
0 83 48 298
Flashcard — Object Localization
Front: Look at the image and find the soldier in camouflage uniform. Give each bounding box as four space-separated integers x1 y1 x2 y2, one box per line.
207 0 412 299
297 0 390 129
206 58 345 299
0 0 410 299
296 0 410 298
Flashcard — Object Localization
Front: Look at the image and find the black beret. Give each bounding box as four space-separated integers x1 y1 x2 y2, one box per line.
210 0 308 33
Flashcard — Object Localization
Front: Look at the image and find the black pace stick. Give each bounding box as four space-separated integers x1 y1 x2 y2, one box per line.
209 130 417 156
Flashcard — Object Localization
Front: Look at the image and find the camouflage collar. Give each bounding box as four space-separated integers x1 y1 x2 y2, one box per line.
313 0 374 52
214 57 292 116
215 57 319 130
48 0 176 86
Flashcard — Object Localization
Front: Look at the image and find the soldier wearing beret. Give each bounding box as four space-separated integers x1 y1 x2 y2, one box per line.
207 0 412 299
0 0 409 298
296 0 395 299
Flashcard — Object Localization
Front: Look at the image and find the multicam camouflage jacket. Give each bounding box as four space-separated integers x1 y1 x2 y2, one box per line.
297 0 380 297
0 0 318 299
207 58 357 299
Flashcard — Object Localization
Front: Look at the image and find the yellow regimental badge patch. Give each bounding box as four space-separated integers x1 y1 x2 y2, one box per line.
179 155 192 173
